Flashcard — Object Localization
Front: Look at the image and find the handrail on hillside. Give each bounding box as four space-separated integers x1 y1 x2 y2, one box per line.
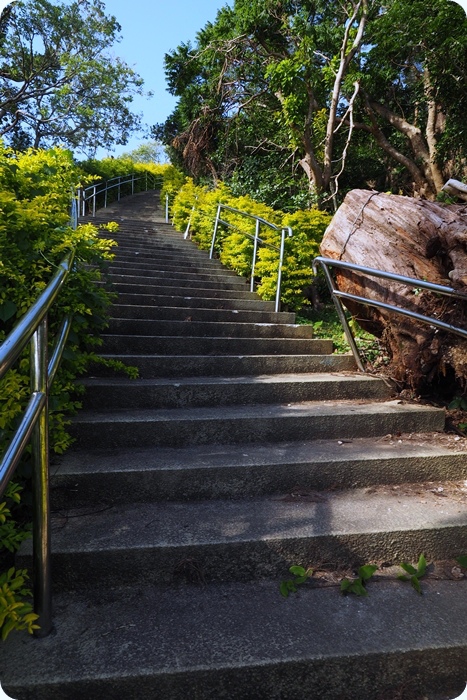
210 203 293 313
79 171 162 217
0 251 76 638
313 256 467 372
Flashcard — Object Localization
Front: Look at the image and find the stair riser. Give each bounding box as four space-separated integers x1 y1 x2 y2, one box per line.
70 410 443 449
107 319 313 339
6 651 465 700
113 247 216 264
107 273 249 291
106 282 260 299
19 524 467 592
112 294 277 311
93 354 354 377
110 304 296 323
82 378 389 410
109 266 243 283
111 260 240 276
113 247 218 262
51 453 467 509
100 336 331 355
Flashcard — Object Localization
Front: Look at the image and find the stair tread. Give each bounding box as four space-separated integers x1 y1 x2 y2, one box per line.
3 579 467 697
55 434 467 474
42 482 467 553
73 399 442 423
80 371 383 387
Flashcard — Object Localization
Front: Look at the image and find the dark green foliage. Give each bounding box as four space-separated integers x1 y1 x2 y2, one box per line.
397 555 428 595
340 565 378 597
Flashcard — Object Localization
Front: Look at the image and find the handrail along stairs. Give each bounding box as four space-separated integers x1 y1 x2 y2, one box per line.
79 171 162 217
313 255 467 372
209 203 293 313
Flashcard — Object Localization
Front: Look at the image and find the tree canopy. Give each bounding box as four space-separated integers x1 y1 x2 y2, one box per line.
0 0 146 154
155 0 467 209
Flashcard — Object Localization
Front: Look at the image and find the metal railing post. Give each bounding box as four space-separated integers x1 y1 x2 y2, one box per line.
92 185 96 217
209 204 222 258
275 229 287 313
30 317 52 636
315 260 365 372
104 187 108 209
118 177 121 201
166 195 169 224
132 174 135 195
250 219 260 293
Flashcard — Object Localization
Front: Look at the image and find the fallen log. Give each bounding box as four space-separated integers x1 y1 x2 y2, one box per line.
319 190 467 392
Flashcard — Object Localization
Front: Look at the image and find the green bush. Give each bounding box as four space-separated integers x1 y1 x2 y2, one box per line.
0 145 123 639
170 180 331 310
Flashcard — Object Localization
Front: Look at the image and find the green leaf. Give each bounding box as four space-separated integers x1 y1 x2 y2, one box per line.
411 576 422 595
456 555 467 568
340 578 352 592
279 581 290 597
400 562 417 576
416 554 427 577
0 300 17 322
397 575 410 582
289 565 306 577
358 564 378 581
350 580 368 597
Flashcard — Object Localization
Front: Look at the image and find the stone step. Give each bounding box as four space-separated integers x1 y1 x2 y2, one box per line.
51 435 467 508
94 353 355 378
18 481 467 590
109 303 296 324
114 250 226 267
106 272 249 291
4 579 466 700
106 281 263 299
112 244 216 262
107 318 314 339
70 400 444 449
110 260 241 278
81 373 390 410
112 293 277 312
100 334 331 355
108 265 244 284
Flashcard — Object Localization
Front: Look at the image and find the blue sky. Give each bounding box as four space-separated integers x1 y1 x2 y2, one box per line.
99 0 231 157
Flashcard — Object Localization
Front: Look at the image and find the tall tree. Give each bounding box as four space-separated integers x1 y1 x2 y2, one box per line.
356 0 467 199
157 0 373 207
0 0 146 154
158 0 467 207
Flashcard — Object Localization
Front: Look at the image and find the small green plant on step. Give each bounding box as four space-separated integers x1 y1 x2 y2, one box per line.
397 554 427 594
280 566 313 597
340 564 378 597
456 555 467 569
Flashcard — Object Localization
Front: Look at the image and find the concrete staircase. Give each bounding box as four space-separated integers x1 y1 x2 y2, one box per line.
3 191 467 700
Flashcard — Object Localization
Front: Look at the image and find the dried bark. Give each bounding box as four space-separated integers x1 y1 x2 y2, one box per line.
320 189 467 391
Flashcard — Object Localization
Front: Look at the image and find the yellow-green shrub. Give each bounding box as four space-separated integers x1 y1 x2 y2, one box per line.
171 181 332 310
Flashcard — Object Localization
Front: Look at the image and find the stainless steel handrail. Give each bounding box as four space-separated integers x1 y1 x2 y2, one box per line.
79 172 162 217
210 203 293 313
313 256 467 372
0 251 75 637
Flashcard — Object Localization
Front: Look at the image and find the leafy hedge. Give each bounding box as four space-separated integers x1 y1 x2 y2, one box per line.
170 180 331 310
0 145 120 639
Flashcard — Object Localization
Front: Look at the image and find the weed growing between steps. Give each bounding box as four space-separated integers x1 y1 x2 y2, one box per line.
280 554 467 598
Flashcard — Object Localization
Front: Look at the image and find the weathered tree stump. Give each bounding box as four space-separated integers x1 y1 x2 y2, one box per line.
320 190 467 391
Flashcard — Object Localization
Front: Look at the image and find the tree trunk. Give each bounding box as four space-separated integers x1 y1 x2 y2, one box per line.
320 189 467 391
